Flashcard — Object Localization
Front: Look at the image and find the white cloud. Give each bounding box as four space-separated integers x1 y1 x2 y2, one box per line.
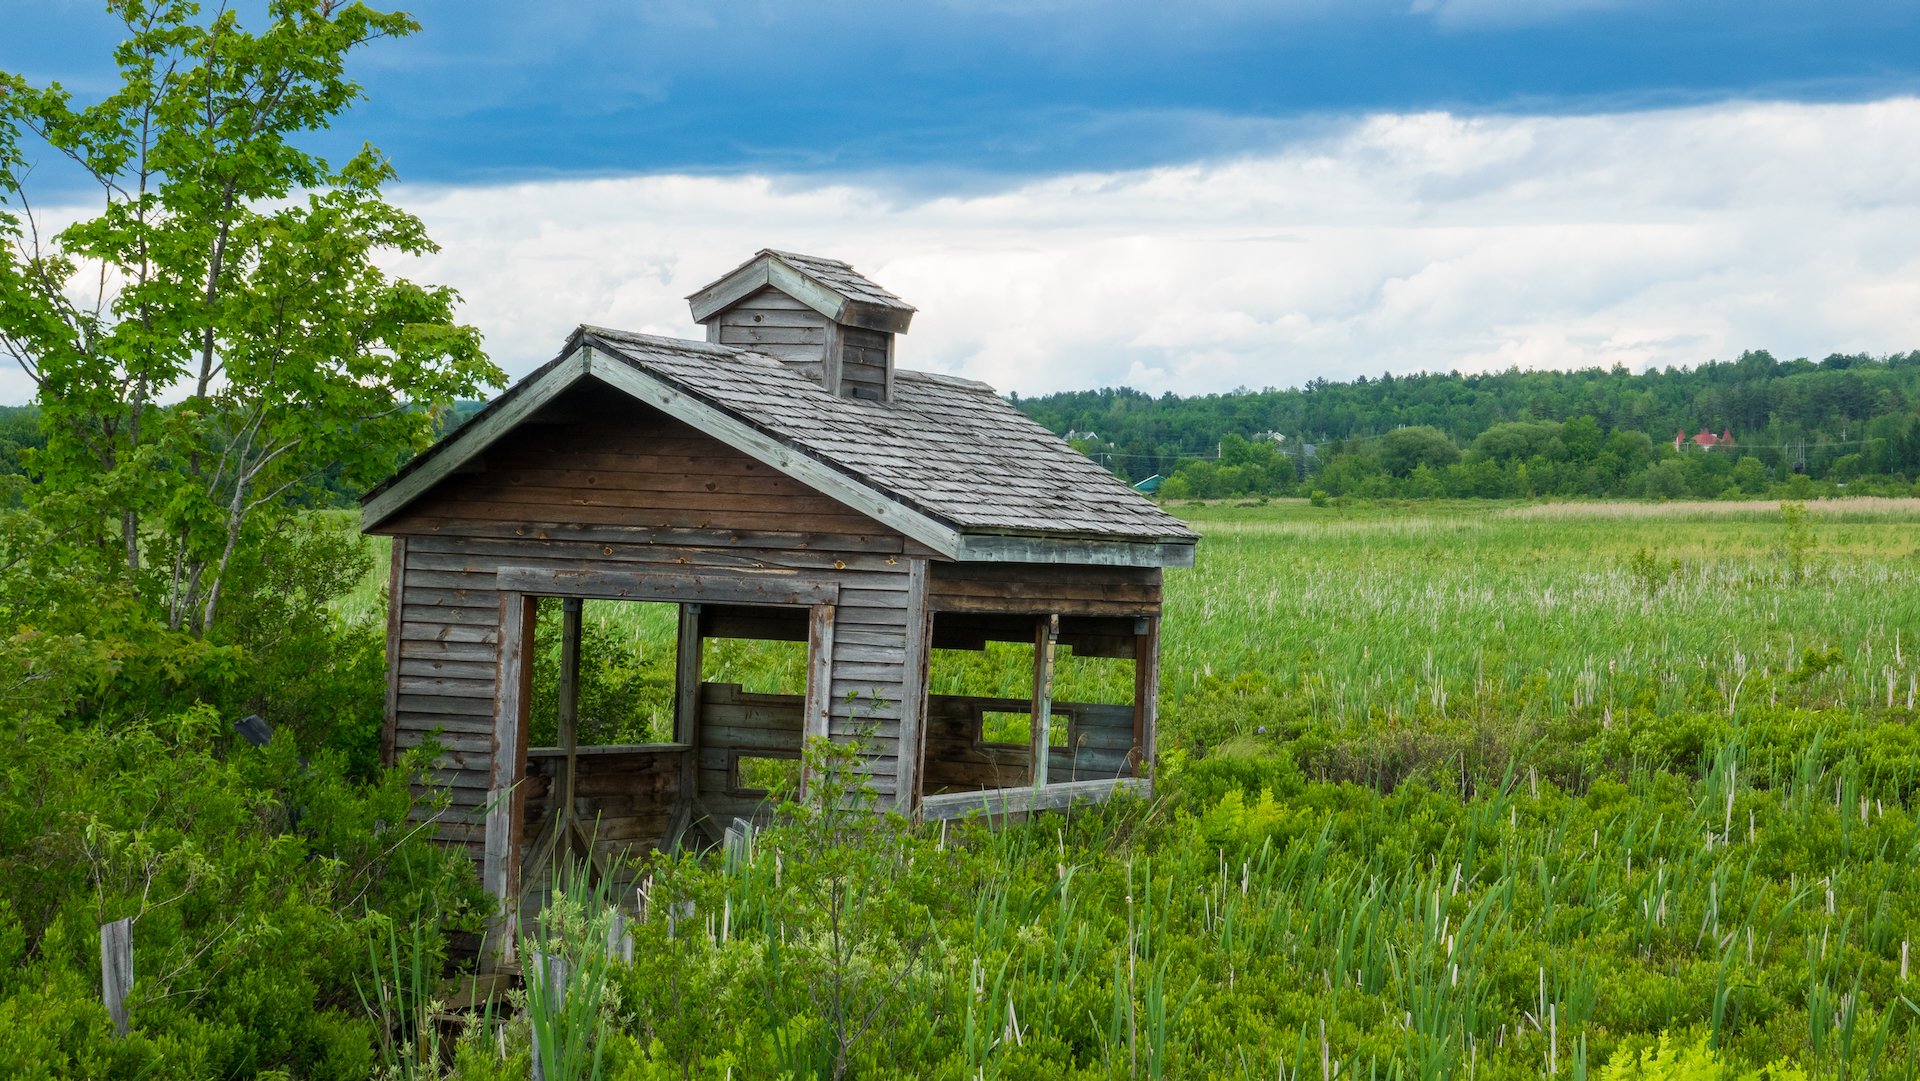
380 98 1920 399
9 98 1916 405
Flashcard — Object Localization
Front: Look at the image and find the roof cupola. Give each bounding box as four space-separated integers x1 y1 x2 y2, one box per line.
687 249 915 403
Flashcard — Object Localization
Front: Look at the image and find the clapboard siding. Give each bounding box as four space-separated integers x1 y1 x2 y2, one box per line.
839 326 890 400
520 747 679 899
929 561 1163 616
379 388 916 861
709 288 832 367
697 683 803 824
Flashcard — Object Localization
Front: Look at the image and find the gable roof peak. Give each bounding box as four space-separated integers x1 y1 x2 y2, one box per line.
687 248 915 332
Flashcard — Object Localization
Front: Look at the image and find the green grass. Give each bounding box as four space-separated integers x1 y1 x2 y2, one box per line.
372 497 1920 1077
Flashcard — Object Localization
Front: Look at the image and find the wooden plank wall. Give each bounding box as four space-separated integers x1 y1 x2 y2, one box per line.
521 748 678 897
696 683 804 823
708 287 831 369
921 694 1139 793
929 562 1163 618
839 327 891 400
376 388 917 857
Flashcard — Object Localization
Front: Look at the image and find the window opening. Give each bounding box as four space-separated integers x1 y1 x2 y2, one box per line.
529 597 677 748
733 752 803 798
979 710 1068 749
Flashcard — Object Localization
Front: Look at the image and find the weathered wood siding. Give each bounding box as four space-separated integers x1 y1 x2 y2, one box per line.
695 683 803 824
521 747 679 894
929 562 1163 617
706 287 832 371
839 326 891 401
920 694 1139 794
375 387 918 854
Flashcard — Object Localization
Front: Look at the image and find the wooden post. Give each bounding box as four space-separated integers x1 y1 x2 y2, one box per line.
608 911 633 964
896 559 931 814
674 603 703 799
1031 613 1059 788
379 537 407 768
100 917 132 1038
1133 616 1161 781
485 592 536 968
557 598 582 837
799 603 836 799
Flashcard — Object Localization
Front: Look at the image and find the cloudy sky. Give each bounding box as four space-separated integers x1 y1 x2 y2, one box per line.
7 0 1920 397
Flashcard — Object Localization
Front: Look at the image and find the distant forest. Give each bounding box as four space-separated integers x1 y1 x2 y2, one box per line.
1016 349 1920 501
3 352 1916 505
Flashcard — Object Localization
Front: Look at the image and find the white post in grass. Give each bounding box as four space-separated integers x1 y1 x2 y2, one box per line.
100 918 132 1038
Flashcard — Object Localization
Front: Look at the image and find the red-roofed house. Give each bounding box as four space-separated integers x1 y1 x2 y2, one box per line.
1675 428 1735 450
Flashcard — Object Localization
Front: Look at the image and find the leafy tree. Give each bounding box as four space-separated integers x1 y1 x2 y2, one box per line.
1378 425 1458 476
0 0 501 634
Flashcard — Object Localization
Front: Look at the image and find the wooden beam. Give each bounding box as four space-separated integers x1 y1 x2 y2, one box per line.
799 602 836 798
557 598 582 836
820 320 843 396
952 534 1198 569
495 564 839 607
897 559 931 813
675 603 704 801
1133 616 1161 780
686 259 773 323
580 345 967 558
361 349 591 530
1030 613 1059 788
766 258 851 325
380 536 408 767
919 777 1150 822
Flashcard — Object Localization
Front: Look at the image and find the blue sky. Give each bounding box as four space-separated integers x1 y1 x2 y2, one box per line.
6 1 1920 397
13 0 1920 186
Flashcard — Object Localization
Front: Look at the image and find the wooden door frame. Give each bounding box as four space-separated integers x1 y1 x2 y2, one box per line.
483 567 842 955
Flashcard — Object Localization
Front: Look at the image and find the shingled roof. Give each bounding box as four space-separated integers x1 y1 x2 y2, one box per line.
687 249 916 333
361 327 1197 567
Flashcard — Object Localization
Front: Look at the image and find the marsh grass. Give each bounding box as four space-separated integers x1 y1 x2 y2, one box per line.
348 500 1920 1074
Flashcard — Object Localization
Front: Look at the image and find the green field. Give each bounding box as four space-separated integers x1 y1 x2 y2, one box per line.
337 498 1920 1079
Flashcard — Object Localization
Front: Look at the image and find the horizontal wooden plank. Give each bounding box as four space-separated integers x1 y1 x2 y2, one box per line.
399 604 499 627
395 712 495 736
717 308 826 328
489 467 825 500
403 495 889 538
409 534 911 575
397 640 498 663
390 517 909 555
702 725 808 752
932 594 1160 617
396 693 495 717
497 565 839 606
399 658 498 681
398 676 495 699
833 643 905 664
920 778 1151 821
717 324 827 346
401 586 499 609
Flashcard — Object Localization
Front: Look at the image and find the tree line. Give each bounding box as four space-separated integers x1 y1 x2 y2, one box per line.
1016 350 1920 500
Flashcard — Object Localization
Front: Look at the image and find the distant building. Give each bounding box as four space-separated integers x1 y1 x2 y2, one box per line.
1134 473 1164 494
1675 428 1735 451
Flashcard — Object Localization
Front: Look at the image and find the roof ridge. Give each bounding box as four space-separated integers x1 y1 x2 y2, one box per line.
766 248 852 268
894 367 996 392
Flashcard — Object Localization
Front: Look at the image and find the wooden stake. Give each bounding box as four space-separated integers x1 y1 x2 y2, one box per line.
100 917 132 1038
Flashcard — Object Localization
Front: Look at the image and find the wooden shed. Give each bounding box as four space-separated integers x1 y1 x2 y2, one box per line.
360 249 1197 943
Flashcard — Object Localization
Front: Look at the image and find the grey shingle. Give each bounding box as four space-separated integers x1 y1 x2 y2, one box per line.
582 327 1196 543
